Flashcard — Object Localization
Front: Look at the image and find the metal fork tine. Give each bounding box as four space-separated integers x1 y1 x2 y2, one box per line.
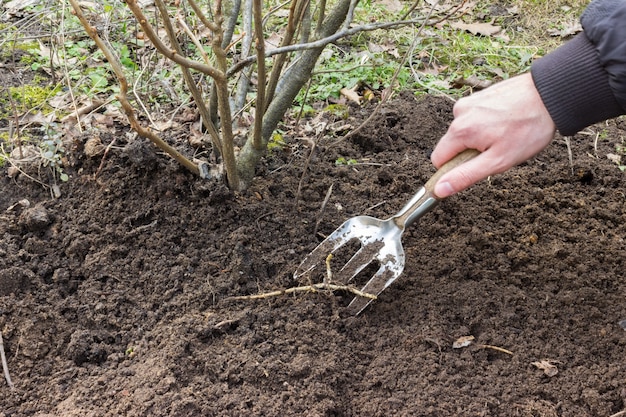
345 263 402 315
293 221 355 278
336 241 382 283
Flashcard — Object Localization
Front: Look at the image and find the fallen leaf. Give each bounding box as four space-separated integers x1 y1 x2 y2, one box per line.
20 112 56 126
380 0 403 13
452 335 474 349
451 21 501 37
547 21 582 38
340 87 361 105
607 153 621 165
531 360 559 377
4 0 37 14
368 41 399 58
265 32 283 52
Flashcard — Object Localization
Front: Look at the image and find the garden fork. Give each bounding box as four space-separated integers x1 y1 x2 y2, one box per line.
293 149 479 315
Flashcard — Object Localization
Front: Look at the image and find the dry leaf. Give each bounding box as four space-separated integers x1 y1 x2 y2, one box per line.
265 32 283 52
368 41 399 58
607 153 621 165
531 360 559 377
4 0 37 14
379 0 403 13
21 112 56 126
451 21 501 37
340 87 361 105
452 335 475 349
84 136 105 158
547 21 582 38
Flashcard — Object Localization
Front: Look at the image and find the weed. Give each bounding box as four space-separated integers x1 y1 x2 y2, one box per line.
39 123 69 182
324 104 350 120
267 132 286 153
335 157 358 166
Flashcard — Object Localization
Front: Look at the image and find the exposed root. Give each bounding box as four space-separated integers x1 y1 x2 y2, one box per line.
0 331 15 390
478 344 514 356
228 282 377 301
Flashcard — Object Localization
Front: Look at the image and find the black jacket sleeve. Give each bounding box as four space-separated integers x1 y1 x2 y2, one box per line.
530 0 626 136
582 0 626 108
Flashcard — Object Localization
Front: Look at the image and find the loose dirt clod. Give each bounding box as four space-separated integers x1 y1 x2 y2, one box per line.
18 204 51 231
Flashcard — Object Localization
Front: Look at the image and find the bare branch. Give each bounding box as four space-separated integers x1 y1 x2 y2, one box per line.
227 18 429 76
155 0 224 157
186 0 220 33
264 0 309 107
69 0 200 175
124 0 225 81
212 0 241 189
252 0 266 149
233 0 254 116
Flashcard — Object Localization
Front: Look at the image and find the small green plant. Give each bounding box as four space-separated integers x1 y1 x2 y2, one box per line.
335 157 358 166
39 123 69 182
324 104 350 120
267 132 286 152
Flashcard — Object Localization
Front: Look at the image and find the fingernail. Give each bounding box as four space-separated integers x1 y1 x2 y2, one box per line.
434 181 455 198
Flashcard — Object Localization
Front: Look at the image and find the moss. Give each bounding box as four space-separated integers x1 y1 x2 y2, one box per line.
323 104 350 119
5 84 61 116
267 132 286 152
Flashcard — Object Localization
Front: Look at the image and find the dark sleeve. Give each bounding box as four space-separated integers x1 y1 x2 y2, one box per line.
530 0 626 136
582 0 626 108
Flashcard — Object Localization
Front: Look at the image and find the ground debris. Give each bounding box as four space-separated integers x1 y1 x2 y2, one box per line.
531 360 559 377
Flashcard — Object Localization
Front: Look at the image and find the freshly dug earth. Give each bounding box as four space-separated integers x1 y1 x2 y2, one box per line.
2 94 626 416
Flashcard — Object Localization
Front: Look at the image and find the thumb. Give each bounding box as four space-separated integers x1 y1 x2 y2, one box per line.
433 156 493 198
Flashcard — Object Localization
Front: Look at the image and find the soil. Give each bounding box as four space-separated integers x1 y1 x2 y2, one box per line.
2 92 626 417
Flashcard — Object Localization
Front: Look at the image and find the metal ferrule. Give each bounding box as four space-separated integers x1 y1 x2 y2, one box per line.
393 187 439 228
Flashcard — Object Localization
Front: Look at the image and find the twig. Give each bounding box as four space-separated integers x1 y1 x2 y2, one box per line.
59 0 83 133
0 331 15 390
1 143 50 189
314 183 333 236
564 136 574 175
94 136 117 179
227 18 433 76
478 344 513 355
609 410 626 417
228 282 377 301
295 135 319 207
60 99 106 123
154 0 224 158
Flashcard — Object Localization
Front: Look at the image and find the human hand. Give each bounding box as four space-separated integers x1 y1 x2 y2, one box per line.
430 73 556 198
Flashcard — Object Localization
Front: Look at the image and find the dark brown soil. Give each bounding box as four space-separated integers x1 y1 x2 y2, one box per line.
2 93 626 417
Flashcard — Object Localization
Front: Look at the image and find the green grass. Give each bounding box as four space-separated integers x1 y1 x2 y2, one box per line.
296 0 590 103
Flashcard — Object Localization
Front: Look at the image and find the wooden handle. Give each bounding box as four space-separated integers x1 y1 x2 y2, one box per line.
424 149 480 198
